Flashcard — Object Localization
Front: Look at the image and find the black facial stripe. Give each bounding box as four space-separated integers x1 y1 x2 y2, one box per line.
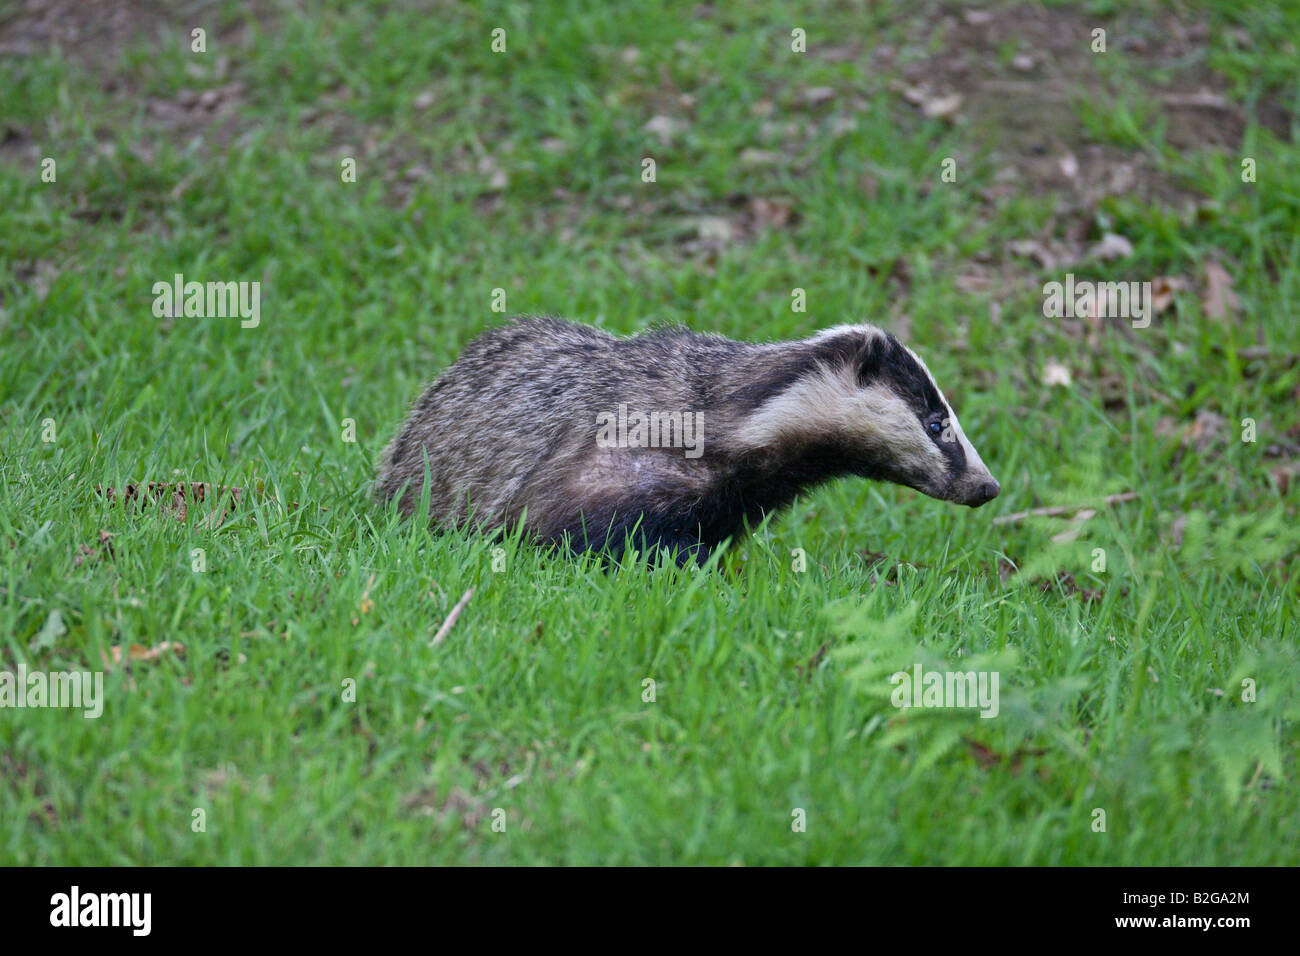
727 332 869 410
937 421 966 475
868 334 970 477
873 337 943 414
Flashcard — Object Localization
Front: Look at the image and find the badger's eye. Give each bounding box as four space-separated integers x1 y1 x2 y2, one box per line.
928 421 943 436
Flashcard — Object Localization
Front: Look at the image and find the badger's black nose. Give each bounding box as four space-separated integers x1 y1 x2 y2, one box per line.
967 479 1000 507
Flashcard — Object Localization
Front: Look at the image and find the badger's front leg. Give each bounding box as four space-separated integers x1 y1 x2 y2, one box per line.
553 504 709 565
542 446 720 564
632 516 712 567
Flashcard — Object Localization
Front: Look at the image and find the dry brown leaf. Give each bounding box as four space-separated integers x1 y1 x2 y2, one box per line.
799 87 836 107
1187 409 1226 447
962 736 1047 773
748 196 795 229
1201 260 1240 321
97 482 247 524
738 148 780 166
359 572 376 616
826 115 857 136
922 93 963 120
476 155 508 191
1151 275 1186 314
894 82 962 120
1269 462 1299 495
1170 512 1189 547
103 642 185 668
1007 238 1061 270
1035 571 1115 603
692 216 735 242
955 274 994 293
1042 361 1072 387
643 115 687 144
1089 232 1133 261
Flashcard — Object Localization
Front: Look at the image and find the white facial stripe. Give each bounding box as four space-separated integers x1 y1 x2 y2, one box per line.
731 362 945 473
810 322 886 343
954 419 989 474
855 382 946 473
731 364 845 447
903 346 992 479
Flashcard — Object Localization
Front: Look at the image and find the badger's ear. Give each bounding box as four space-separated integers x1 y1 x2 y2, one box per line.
855 332 898 384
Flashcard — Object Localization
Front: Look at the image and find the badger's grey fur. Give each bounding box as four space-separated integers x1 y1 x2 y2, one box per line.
376 317 999 562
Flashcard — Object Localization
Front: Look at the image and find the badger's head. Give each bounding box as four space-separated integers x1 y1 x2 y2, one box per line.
734 325 1000 507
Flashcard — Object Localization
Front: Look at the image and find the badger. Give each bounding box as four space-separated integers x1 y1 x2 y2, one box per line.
376 317 999 563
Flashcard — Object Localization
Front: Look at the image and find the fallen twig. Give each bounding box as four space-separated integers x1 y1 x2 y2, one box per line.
1160 91 1234 110
431 587 476 646
993 491 1138 526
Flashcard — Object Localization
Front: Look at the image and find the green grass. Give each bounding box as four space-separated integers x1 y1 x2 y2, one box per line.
1 0 1297 864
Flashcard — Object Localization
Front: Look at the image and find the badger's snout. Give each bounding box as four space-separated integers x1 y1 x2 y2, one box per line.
972 478 998 509
963 478 1000 508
